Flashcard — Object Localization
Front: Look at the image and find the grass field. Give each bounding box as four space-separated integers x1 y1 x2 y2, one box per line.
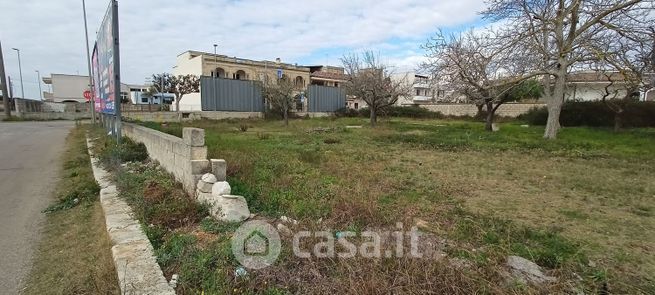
24 125 119 295
136 117 654 294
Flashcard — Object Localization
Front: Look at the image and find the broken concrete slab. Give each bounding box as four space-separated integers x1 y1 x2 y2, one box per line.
506 255 557 285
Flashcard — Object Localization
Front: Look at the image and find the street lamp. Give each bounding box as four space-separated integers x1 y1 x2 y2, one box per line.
82 0 96 123
35 70 43 100
213 43 218 78
11 48 24 99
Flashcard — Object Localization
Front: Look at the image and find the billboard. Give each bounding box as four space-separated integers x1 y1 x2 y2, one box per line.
92 1 120 115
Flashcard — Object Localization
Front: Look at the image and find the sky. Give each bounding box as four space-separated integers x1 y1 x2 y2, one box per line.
0 0 487 100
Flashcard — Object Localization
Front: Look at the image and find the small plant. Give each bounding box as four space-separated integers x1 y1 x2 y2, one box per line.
257 132 270 140
239 124 249 132
323 137 341 144
298 147 323 164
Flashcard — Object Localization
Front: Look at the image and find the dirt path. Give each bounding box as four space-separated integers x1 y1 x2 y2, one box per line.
0 121 74 294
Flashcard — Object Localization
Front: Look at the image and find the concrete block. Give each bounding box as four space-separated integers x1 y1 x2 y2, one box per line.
191 159 210 175
211 159 227 181
183 128 205 147
190 146 207 160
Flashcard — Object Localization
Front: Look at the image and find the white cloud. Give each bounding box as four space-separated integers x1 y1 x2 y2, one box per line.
0 0 485 99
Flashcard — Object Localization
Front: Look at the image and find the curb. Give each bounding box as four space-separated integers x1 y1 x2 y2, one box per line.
86 137 175 295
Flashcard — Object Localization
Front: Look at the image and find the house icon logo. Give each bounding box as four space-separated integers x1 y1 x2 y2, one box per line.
232 220 281 269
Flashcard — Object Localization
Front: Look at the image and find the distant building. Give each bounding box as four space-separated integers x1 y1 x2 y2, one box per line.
42 74 90 103
565 72 654 101
42 73 134 104
172 50 347 111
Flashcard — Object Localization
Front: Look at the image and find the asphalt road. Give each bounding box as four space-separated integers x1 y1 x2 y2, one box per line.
0 121 74 294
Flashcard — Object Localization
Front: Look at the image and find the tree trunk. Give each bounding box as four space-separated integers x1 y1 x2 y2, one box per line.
284 108 289 126
484 101 494 132
544 65 567 139
175 98 180 113
476 103 484 118
370 107 377 127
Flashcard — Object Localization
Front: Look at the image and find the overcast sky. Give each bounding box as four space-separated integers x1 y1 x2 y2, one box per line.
0 0 486 99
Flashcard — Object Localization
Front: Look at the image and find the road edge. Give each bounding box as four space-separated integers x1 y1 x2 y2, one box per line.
86 136 175 295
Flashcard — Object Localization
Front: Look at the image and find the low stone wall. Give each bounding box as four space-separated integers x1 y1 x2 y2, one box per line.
86 138 175 295
419 103 545 118
122 123 209 195
18 112 91 120
123 111 262 123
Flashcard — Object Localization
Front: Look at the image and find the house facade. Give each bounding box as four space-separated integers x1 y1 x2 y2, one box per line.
42 74 91 103
172 50 346 111
564 72 654 101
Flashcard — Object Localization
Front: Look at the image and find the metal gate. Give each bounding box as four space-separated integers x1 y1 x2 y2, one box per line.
201 76 264 112
307 85 346 112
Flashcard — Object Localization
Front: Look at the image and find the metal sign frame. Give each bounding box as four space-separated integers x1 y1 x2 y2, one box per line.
92 0 121 141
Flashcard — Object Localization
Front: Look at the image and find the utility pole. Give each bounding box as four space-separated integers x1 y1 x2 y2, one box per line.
82 0 96 123
35 70 43 100
0 41 11 117
11 48 24 99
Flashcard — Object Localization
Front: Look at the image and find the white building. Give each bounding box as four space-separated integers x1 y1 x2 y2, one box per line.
43 73 136 104
42 74 90 103
565 72 654 101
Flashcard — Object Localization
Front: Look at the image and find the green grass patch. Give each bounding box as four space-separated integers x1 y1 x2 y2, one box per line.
24 125 119 294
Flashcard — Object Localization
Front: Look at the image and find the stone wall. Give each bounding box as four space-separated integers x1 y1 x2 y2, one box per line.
123 111 262 123
122 123 209 195
19 112 91 120
420 103 545 118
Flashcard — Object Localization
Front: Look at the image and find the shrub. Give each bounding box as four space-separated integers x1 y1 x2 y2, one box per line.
239 124 249 132
335 106 444 119
256 132 270 140
381 106 445 119
98 137 148 167
518 106 549 126
334 107 361 117
519 101 655 128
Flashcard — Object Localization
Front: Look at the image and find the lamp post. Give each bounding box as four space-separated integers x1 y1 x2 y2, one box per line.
82 0 96 123
35 70 42 100
213 43 218 78
11 48 24 99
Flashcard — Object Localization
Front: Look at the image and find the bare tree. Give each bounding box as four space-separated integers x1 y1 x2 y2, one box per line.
423 30 542 131
260 76 296 126
483 0 652 139
591 27 655 131
151 73 199 113
341 51 412 127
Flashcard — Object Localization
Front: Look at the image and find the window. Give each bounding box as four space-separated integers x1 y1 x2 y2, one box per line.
141 96 148 103
438 90 445 97
416 89 420 96
354 103 359 110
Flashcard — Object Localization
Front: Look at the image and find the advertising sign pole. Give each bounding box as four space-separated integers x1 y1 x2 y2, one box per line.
111 0 121 142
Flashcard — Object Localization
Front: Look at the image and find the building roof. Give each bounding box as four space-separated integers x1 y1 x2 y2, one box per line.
310 70 347 81
568 72 626 83
180 50 311 71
